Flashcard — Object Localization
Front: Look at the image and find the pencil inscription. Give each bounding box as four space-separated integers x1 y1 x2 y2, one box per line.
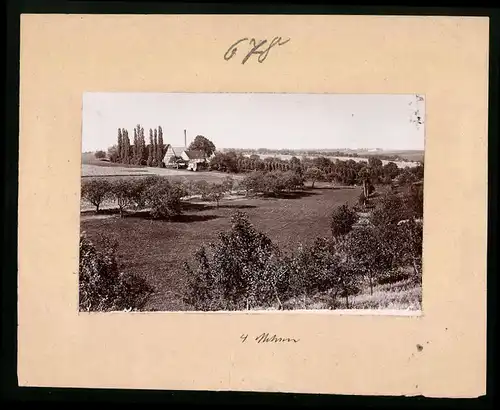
224 37 291 64
240 333 300 344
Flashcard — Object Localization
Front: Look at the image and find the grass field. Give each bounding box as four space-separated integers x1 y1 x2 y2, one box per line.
81 181 366 310
80 158 422 312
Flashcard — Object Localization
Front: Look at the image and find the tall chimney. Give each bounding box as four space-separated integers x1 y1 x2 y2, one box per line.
184 129 187 147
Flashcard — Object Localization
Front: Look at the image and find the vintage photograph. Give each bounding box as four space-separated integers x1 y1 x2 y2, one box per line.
79 92 425 313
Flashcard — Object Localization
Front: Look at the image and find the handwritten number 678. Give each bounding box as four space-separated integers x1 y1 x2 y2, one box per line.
224 37 290 64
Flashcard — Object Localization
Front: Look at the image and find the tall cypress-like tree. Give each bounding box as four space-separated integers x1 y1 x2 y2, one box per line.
153 129 158 167
123 129 131 164
133 128 138 164
157 125 164 167
117 128 123 163
147 131 153 167
138 126 145 165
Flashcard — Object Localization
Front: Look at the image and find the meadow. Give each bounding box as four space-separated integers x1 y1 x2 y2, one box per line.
80 153 423 312
81 178 367 310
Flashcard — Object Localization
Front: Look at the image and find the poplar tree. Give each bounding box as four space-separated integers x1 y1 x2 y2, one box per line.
138 126 145 165
133 128 138 164
123 129 130 164
147 131 153 167
153 130 158 167
157 126 164 166
117 128 123 163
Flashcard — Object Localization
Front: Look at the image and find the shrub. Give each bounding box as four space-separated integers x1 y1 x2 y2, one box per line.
202 182 227 208
330 203 358 237
341 226 394 295
221 176 235 192
79 233 154 312
184 211 279 310
370 193 408 226
110 179 139 217
81 179 112 212
145 179 185 219
94 150 107 159
304 167 324 188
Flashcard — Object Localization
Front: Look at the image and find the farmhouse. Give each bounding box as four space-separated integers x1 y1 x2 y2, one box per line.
182 150 208 171
163 145 187 168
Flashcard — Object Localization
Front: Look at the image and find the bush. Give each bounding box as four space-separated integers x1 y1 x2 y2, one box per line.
95 150 107 159
240 170 304 197
184 211 280 310
145 179 185 219
79 233 154 312
110 179 139 217
201 182 227 208
330 203 358 237
81 179 112 212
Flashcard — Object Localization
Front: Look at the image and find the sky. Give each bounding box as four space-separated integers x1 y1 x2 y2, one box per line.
81 92 425 152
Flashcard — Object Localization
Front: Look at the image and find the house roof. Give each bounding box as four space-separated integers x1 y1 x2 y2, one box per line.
165 145 187 154
183 150 206 159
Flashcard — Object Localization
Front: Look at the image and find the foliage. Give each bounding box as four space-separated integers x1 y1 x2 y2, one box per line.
189 135 216 158
304 167 324 188
145 178 186 219
94 150 106 159
81 179 112 212
330 203 358 237
370 193 408 226
79 233 154 312
109 178 143 217
201 182 227 208
240 170 304 197
340 227 394 295
184 212 279 310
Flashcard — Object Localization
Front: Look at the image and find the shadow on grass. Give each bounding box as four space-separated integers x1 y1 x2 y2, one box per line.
120 209 220 223
260 190 320 200
182 202 257 212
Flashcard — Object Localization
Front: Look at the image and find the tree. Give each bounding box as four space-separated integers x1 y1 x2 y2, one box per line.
152 130 158 167
184 211 277 310
145 179 186 219
117 128 123 162
79 233 154 312
81 179 112 212
183 246 217 310
202 183 227 208
147 130 153 167
107 145 119 163
94 150 106 159
122 129 130 164
371 193 409 227
330 203 358 238
305 167 323 188
110 179 137 217
133 128 139 164
342 227 393 295
404 182 424 219
139 126 146 165
397 218 423 279
189 135 216 158
357 166 372 197
383 161 399 180
157 125 164 166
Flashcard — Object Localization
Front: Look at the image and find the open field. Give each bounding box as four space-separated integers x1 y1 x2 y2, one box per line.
82 163 243 180
81 184 364 311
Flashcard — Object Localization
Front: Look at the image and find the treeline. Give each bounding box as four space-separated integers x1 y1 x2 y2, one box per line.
224 148 415 163
211 151 424 189
107 124 166 167
81 175 238 217
183 182 423 311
